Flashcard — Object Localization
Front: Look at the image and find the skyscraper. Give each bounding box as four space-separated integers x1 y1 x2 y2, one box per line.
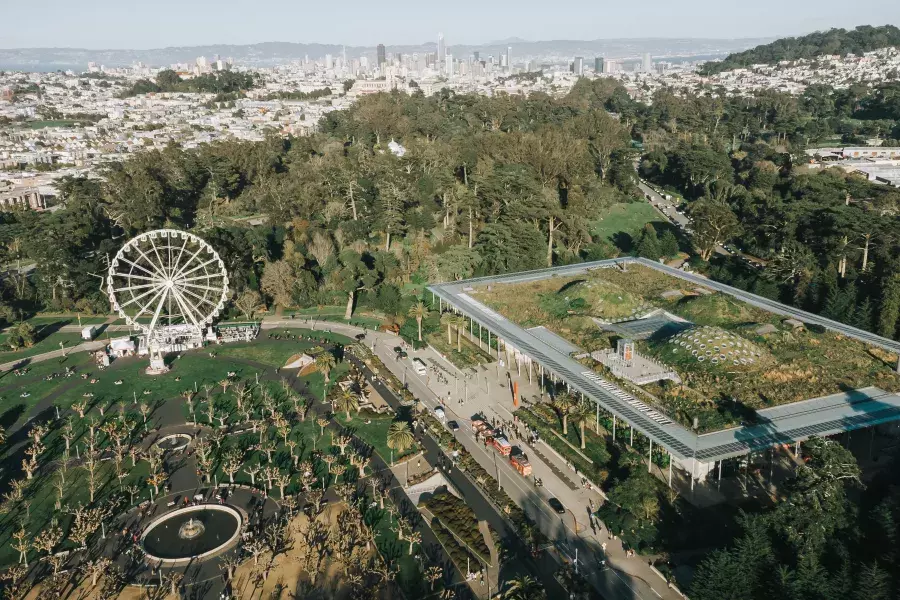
377 44 386 68
642 52 652 73
507 46 512 70
437 33 446 65
573 56 584 76
445 53 453 77
595 57 605 73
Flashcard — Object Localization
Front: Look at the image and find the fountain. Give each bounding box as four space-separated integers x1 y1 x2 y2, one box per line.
178 517 205 540
141 504 242 564
154 433 192 453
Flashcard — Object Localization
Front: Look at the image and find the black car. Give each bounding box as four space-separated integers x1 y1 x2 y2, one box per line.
548 497 566 514
355 333 366 341
393 346 408 358
447 420 459 432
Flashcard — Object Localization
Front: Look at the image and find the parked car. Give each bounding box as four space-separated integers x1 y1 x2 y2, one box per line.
434 407 446 422
447 420 460 431
548 497 566 514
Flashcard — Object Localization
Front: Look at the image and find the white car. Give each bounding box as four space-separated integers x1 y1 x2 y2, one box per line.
434 407 446 423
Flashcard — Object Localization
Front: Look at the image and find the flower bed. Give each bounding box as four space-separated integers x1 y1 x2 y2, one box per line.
516 407 609 485
421 491 491 562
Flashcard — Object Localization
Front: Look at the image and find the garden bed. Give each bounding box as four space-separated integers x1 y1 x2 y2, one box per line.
421 491 491 562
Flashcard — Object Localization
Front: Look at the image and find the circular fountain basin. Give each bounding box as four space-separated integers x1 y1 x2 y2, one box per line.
141 504 241 563
155 433 192 452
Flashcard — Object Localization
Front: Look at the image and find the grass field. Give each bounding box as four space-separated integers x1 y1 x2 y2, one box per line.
341 409 418 463
592 202 665 242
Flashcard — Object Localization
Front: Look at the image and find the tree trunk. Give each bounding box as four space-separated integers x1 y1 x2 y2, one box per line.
581 422 586 449
447 324 452 344
349 185 357 221
345 289 355 320
547 217 555 267
562 414 568 436
385 231 391 252
862 237 870 272
468 207 474 249
457 326 462 352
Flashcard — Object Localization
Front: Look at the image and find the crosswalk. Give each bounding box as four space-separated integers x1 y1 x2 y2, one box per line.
581 371 673 426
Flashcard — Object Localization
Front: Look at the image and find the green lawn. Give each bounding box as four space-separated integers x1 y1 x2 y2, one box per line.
213 339 321 368
340 409 418 463
591 202 664 241
0 331 86 364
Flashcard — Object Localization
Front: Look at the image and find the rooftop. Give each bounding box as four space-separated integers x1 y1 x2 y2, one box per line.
428 258 900 462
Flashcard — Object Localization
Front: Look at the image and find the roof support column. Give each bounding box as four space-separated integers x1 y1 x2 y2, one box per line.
478 323 482 349
648 438 653 473
540 364 544 398
595 402 599 433
668 454 673 488
612 415 616 442
630 426 633 447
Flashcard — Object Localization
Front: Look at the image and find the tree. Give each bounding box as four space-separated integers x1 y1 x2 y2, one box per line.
335 389 359 421
425 565 443 591
261 260 296 309
608 469 660 522
440 312 456 345
688 199 741 261
408 301 429 342
570 403 593 449
877 273 900 338
503 575 546 600
659 229 680 257
551 392 576 435
234 289 264 319
386 421 415 454
315 351 337 389
222 449 243 483
11 528 29 567
634 224 661 260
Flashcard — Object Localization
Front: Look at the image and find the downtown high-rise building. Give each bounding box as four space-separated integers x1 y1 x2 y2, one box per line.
642 52 652 73
437 33 446 66
377 44 386 68
473 51 480 62
573 56 584 76
506 46 512 70
595 57 605 73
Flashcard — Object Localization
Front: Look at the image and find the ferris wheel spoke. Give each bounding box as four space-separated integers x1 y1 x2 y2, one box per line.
130 286 167 322
147 287 170 333
130 243 169 280
115 256 162 280
112 272 165 284
169 286 204 328
177 273 224 283
169 237 190 281
148 235 169 279
177 285 220 309
177 282 227 294
170 246 206 281
175 257 221 281
112 282 162 293
116 285 163 311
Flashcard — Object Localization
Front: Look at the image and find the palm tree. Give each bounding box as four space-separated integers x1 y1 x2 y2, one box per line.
570 402 593 449
315 351 337 398
335 389 359 421
551 391 576 435
452 314 467 352
440 312 455 344
386 421 415 454
503 575 545 600
408 301 429 342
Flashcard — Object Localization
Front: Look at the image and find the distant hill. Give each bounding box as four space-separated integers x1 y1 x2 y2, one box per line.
0 37 772 71
700 25 900 75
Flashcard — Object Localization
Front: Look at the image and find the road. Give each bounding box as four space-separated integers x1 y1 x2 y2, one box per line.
351 353 571 599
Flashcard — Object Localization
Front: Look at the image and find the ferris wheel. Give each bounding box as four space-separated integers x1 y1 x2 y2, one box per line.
107 229 229 343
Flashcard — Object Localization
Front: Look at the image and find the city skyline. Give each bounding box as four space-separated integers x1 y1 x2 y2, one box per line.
2 0 898 49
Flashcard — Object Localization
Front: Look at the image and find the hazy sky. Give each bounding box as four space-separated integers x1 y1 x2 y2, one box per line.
4 0 899 48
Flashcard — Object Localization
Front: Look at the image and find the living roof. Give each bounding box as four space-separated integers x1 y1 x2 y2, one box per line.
428 258 900 460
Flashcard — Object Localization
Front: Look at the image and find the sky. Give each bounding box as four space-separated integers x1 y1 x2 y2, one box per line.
3 0 899 49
